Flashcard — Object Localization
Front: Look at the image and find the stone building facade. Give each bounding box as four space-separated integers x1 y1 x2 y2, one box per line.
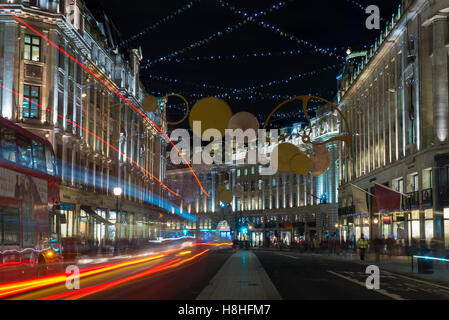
166 107 340 245
337 0 449 248
0 0 184 245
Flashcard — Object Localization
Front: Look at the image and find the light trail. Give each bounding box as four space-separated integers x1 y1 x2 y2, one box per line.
0 248 186 299
0 83 181 198
40 249 210 300
0 4 209 197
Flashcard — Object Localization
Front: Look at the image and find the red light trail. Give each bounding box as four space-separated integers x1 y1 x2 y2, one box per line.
0 4 209 197
0 83 181 198
0 248 184 299
40 249 210 300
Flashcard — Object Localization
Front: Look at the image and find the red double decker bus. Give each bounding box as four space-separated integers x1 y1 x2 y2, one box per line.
0 116 61 271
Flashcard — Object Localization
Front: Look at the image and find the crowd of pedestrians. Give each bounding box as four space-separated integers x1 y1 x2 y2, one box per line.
256 235 449 262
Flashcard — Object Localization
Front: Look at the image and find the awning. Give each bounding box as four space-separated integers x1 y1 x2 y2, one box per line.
80 206 110 225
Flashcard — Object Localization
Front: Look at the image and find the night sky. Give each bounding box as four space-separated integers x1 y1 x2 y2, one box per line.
86 0 400 128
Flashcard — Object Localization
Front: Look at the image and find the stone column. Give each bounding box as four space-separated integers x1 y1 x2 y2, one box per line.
432 16 449 143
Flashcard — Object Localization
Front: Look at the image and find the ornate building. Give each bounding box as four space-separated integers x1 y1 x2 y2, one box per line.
337 0 449 248
166 107 340 246
0 0 183 245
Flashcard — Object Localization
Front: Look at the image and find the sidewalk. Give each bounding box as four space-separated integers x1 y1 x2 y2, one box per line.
197 250 281 300
299 251 449 286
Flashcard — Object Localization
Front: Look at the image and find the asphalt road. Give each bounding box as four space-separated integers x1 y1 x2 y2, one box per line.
253 249 449 300
82 248 233 300
3 246 449 300
4 243 233 300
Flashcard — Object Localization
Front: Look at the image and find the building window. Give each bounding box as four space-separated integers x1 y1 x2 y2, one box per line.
24 34 41 62
23 85 40 119
29 0 40 7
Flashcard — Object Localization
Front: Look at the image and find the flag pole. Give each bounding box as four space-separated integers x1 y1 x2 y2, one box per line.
349 183 375 197
349 183 375 242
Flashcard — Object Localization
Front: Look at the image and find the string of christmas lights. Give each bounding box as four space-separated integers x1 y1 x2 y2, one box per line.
344 0 386 22
143 62 337 100
117 0 202 48
144 74 296 101
148 1 288 65
141 49 302 69
240 64 343 92
216 0 346 60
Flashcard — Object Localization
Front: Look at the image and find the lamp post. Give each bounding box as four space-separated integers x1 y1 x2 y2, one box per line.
113 187 122 255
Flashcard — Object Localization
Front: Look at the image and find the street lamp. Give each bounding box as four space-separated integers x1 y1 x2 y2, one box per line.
113 187 122 255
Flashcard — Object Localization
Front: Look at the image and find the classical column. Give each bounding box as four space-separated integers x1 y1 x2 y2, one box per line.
432 16 449 143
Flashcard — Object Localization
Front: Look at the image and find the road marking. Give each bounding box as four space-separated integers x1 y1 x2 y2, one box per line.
327 270 405 300
275 253 300 260
383 271 449 292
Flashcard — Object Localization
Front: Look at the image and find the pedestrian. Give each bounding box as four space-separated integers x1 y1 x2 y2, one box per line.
357 234 369 261
373 237 382 262
386 236 395 258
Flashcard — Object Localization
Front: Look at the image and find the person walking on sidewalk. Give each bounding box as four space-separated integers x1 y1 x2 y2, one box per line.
373 237 383 262
357 234 369 261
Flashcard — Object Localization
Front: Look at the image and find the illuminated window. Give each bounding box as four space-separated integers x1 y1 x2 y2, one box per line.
0 124 17 163
24 34 41 62
16 134 33 168
23 85 40 119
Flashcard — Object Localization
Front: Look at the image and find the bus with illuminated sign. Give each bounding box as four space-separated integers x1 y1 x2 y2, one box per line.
0 116 62 270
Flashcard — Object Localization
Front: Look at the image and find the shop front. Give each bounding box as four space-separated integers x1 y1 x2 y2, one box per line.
251 231 263 247
59 203 76 238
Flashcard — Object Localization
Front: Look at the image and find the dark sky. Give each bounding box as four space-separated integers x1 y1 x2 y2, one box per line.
86 0 400 128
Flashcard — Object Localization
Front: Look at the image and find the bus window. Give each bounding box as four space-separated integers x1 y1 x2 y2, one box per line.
0 124 17 163
32 140 46 173
16 134 33 168
0 207 20 245
45 146 55 176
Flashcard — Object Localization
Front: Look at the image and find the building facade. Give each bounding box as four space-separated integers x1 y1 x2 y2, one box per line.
166 108 340 246
0 0 185 247
337 0 449 248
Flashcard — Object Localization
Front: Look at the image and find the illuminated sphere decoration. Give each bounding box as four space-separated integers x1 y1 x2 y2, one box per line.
227 111 260 141
290 152 313 176
189 97 233 140
271 143 300 173
219 189 233 205
217 184 227 193
311 144 331 176
142 95 159 113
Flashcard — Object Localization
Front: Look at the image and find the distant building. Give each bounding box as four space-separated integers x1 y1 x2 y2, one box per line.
337 0 449 248
166 107 340 246
0 0 185 245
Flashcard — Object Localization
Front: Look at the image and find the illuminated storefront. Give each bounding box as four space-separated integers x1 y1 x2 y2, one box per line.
60 203 75 238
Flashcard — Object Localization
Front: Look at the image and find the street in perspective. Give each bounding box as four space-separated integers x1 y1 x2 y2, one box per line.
0 0 449 312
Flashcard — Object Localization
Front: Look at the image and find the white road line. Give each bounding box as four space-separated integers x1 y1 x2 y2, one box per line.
383 271 449 291
275 253 300 259
327 270 406 300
